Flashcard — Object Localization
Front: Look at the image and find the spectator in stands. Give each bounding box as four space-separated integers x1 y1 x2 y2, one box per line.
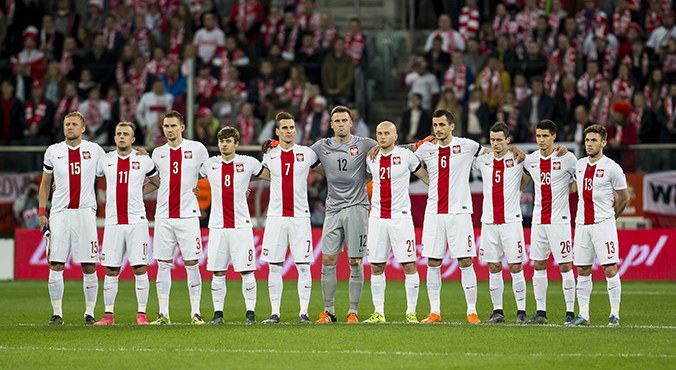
645 68 669 109
277 11 301 61
13 180 42 229
575 0 605 37
85 0 104 33
493 4 513 37
463 38 485 78
608 101 638 171
656 83 676 143
193 12 226 64
543 60 563 99
477 54 510 111
577 59 602 105
163 15 191 58
234 102 262 146
227 0 264 52
349 106 370 137
636 91 659 143
180 43 201 78
12 26 47 81
160 60 186 98
518 76 555 142
297 32 322 84
513 71 532 105
548 0 567 32
79 85 111 144
425 14 465 53
461 87 490 143
496 90 518 134
110 82 139 136
520 41 546 81
260 5 282 53
436 86 463 136
212 87 235 127
77 68 95 99
563 16 584 55
314 13 337 53
53 0 80 38
145 2 167 43
39 15 64 62
10 62 32 103
58 36 79 81
196 107 219 146
297 0 320 32
198 0 221 30
516 0 544 41
403 55 438 112
301 94 331 145
196 63 219 101
442 50 472 105
532 15 555 56
299 83 321 124
550 33 578 78
612 0 632 37
223 65 249 107
589 28 617 79
555 75 586 141
130 13 151 61
136 79 174 145
458 0 480 41
612 63 637 102
23 80 54 145
495 34 518 78
147 48 170 77
644 0 665 35
83 33 115 89
618 23 641 59
101 15 125 60
115 3 134 37
346 17 368 65
9 0 43 56
425 36 451 80
268 43 292 77
321 37 354 108
478 22 495 57
223 35 251 67
589 79 620 126
53 81 79 135
283 65 309 119
75 25 91 51
399 93 431 143
623 38 650 86
661 38 676 82
0 80 24 143
249 59 278 120
41 61 65 105
647 9 676 52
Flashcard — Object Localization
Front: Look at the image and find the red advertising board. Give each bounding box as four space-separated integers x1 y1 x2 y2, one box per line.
14 228 675 281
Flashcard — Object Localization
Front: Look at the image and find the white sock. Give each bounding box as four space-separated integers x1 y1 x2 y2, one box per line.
426 266 441 315
48 270 64 317
211 275 226 312
511 270 526 312
103 275 119 313
268 265 283 316
242 273 257 312
561 270 575 313
489 272 504 311
460 265 477 315
371 274 386 316
135 273 149 313
577 275 592 320
297 264 312 316
533 269 548 312
404 272 419 315
83 272 98 317
185 264 202 316
156 261 172 317
607 274 621 317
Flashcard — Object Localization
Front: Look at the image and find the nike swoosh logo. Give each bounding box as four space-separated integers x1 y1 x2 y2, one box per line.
562 254 570 258
246 287 255 291
108 164 114 166
490 288 499 292
103 288 113 291
57 156 65 159
608 255 615 259
137 287 148 290
531 165 537 168
86 286 97 289
270 157 277 160
304 286 311 289
465 286 476 290
564 287 573 290
211 288 223 291
212 167 218 170
516 289 525 293
190 284 200 288
608 286 618 291
247 263 252 266
407 253 413 257
304 254 311 258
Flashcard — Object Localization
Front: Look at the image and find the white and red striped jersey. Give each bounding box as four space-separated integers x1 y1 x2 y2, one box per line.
575 155 627 225
458 6 480 40
367 147 421 219
474 151 524 224
416 138 482 215
192 27 226 62
263 145 319 218
135 91 174 130
43 141 105 214
97 150 157 224
152 139 209 219
523 151 577 225
200 154 263 228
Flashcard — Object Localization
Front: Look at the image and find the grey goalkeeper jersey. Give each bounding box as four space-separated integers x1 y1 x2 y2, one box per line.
312 135 378 215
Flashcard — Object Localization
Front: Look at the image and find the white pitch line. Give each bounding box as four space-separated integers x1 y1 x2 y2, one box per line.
0 346 675 358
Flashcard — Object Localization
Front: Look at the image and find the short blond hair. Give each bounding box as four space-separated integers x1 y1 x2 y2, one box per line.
64 111 86 126
115 121 137 134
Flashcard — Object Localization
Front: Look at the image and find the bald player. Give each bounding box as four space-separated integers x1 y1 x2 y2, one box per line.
363 122 429 323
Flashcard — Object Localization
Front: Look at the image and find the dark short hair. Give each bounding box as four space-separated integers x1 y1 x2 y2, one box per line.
531 75 544 85
330 105 352 120
584 124 607 141
433 109 455 124
490 121 510 138
116 121 137 134
163 110 184 125
412 93 423 101
275 111 295 128
537 120 557 135
433 35 442 42
217 126 240 143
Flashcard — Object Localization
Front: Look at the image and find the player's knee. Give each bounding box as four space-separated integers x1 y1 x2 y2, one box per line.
457 257 472 268
559 262 572 273
322 254 338 266
533 260 547 270
577 266 592 276
602 264 618 278
106 267 121 277
508 263 523 274
132 266 147 275
427 258 442 268
49 262 65 272
81 263 96 274
488 263 502 274
184 260 199 267
402 262 417 275
348 257 362 267
370 263 385 275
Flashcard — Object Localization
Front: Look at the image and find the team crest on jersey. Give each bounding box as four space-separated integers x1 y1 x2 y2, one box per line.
553 162 561 170
132 162 140 170
82 151 91 159
393 157 401 165
350 146 359 156
236 164 244 173
453 145 461 154
596 169 604 178
296 153 304 162
505 159 514 168
184 151 193 159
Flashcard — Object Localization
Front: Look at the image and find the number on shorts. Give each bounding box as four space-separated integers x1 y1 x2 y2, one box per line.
406 240 415 253
90 241 98 254
359 235 367 248
560 240 571 254
143 243 148 256
517 240 523 255
196 237 202 250
306 240 311 253
172 161 179 174
248 249 254 262
468 235 473 248
606 241 615 254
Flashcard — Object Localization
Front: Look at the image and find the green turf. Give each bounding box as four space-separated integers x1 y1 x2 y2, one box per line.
1 279 675 369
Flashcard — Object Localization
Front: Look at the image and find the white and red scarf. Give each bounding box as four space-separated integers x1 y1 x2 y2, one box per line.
589 48 616 79
663 53 676 73
644 84 668 109
576 72 602 99
613 8 632 36
59 50 74 76
129 66 148 97
622 52 649 78
517 6 543 40
344 31 365 65
314 25 337 50
591 91 612 125
479 68 502 98
226 81 248 100
550 47 576 76
5 0 15 25
54 96 80 127
664 97 675 118
442 65 467 102
118 96 138 122
303 110 330 145
235 0 258 33
116 14 133 37
277 23 300 59
514 86 532 105
218 52 231 88
257 78 275 111
262 15 282 47
147 58 169 76
544 71 561 98
612 77 634 102
169 24 185 56
575 9 601 36
132 28 151 60
26 100 47 128
297 11 320 31
497 103 519 132
644 11 662 34
197 76 219 98
492 14 512 35
237 114 254 145
189 0 203 27
458 6 480 40
102 28 117 50
40 28 56 50
85 100 103 129
629 106 643 132
283 80 304 110
548 10 568 31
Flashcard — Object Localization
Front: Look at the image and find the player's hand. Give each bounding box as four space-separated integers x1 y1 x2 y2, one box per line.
135 147 149 156
261 139 279 154
51 182 56 191
193 187 199 196
367 145 380 160
39 216 49 231
416 135 434 148
554 145 568 156
510 146 526 163
246 189 251 198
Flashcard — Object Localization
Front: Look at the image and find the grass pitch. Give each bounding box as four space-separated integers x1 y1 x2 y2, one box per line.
1 279 675 369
